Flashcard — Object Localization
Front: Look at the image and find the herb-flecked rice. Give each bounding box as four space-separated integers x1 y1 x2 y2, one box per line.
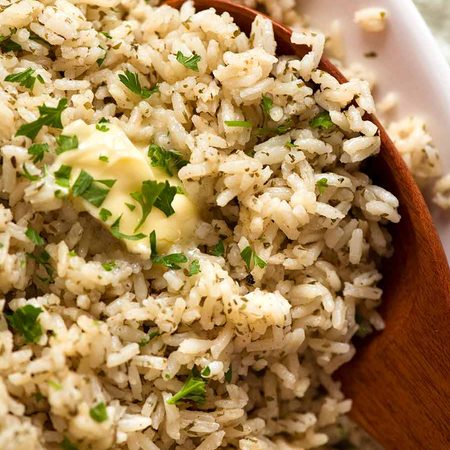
0 1 401 449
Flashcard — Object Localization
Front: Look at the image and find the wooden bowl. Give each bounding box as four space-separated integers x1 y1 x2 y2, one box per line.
166 1 450 448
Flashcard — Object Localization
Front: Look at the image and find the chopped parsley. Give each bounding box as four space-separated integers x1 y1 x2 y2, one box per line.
201 366 211 377
111 216 146 241
125 203 135 211
89 402 108 423
5 304 43 344
96 117 110 132
188 259 201 276
224 120 252 128
72 170 114 207
256 120 293 137
167 368 207 405
148 144 188 177
309 111 334 130
240 245 267 271
210 240 225 257
99 155 109 163
176 51 201 71
96 49 107 67
261 95 273 115
100 31 112 39
355 312 373 338
28 249 54 282
48 380 62 390
131 180 177 230
153 252 188 270
56 135 78 155
61 437 78 450
0 34 21 53
5 68 44 90
316 178 328 194
224 367 232 383
99 208 112 222
118 70 159 99
138 330 160 347
21 164 41 181
101 261 116 271
54 165 72 188
25 227 45 246
16 99 68 140
28 143 49 163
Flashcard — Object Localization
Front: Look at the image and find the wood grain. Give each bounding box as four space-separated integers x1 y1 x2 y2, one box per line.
167 1 450 447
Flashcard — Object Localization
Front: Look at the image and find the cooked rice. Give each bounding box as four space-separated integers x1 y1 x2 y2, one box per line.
0 0 440 449
354 8 389 33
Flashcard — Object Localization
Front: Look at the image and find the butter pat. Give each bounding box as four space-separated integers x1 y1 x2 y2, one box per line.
54 120 198 256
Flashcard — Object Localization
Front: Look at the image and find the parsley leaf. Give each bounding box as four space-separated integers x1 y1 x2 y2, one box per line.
224 120 252 128
210 240 225 257
131 180 177 231
54 165 72 188
201 366 211 377
153 252 188 270
72 171 113 207
28 143 49 163
0 35 21 53
240 245 267 270
56 135 78 155
188 259 201 276
118 70 159 99
111 216 146 241
72 170 93 197
61 437 78 450
225 367 232 383
310 111 334 130
6 304 43 344
125 202 135 211
99 208 112 222
28 250 54 281
154 181 177 217
16 99 68 140
316 177 328 194
5 68 43 90
150 230 157 256
138 330 160 348
25 227 45 246
21 163 41 181
89 402 108 423
148 144 188 177
261 95 273 115
101 261 116 271
99 155 109 163
176 51 201 71
167 368 207 405
96 117 110 132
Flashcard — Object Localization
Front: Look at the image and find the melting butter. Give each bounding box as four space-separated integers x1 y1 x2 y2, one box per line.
54 120 198 256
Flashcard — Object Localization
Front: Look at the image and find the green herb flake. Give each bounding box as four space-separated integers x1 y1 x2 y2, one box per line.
0 35 22 53
118 70 159 99
316 178 328 194
100 31 112 39
5 68 43 90
33 391 45 402
225 367 232 383
16 98 68 140
72 171 113 207
56 135 78 155
167 368 207 405
309 111 334 130
99 155 109 163
96 117 110 132
28 250 54 281
96 50 107 67
25 227 45 246
72 170 93 197
68 250 77 257
240 245 267 271
224 120 252 128
138 330 160 348
111 216 146 241
148 144 188 177
131 180 177 231
89 402 108 423
48 380 62 390
101 261 116 272
125 202 136 211
210 240 225 257
28 143 49 163
21 164 41 181
176 51 201 72
61 437 78 450
6 304 43 344
201 366 211 377
188 259 201 276
99 208 112 222
153 252 187 270
261 95 273 115
54 165 72 188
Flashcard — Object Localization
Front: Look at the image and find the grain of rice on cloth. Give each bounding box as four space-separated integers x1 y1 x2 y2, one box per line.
0 1 398 449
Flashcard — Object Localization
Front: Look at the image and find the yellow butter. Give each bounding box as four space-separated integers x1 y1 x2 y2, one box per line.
55 120 198 257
